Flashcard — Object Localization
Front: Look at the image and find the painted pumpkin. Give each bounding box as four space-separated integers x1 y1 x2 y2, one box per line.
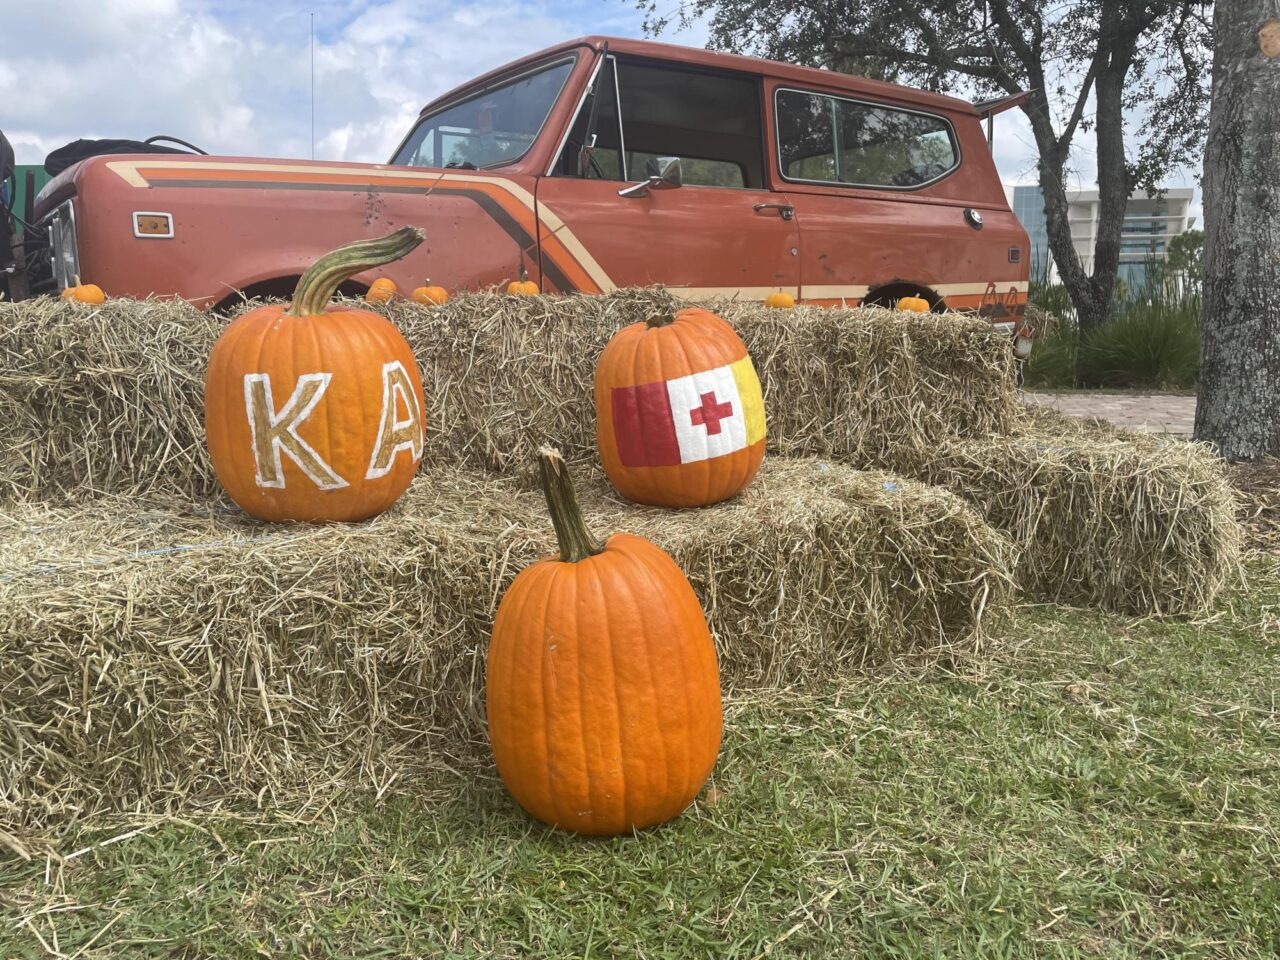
487 447 722 835
765 291 795 309
896 294 930 313
365 277 397 303
595 307 766 507
204 227 427 523
411 279 449 305
506 267 539 296
61 277 105 304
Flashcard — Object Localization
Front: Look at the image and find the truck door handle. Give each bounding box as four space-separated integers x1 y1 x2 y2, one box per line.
753 202 795 221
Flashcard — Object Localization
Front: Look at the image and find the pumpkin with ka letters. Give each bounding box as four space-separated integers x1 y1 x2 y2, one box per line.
896 294 930 313
595 306 766 507
486 447 723 836
61 276 105 304
765 290 795 309
204 227 427 523
506 266 540 296
365 277 397 303
411 279 449 305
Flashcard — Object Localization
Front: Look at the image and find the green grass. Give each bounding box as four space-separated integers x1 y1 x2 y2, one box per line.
4 561 1279 959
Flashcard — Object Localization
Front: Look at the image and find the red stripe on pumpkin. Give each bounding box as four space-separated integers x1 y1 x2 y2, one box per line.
611 381 681 467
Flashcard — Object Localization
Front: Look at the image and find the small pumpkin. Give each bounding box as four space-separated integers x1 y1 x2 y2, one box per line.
365 277 397 303
896 294 930 313
595 306 766 507
205 227 427 523
765 291 795 309
61 276 105 304
410 279 449 305
506 266 540 296
486 447 722 836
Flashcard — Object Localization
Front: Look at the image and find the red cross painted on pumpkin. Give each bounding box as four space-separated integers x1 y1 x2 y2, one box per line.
689 391 734 435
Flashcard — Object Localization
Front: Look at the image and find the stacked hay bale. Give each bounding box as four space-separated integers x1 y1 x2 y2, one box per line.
0 292 1239 613
0 459 1012 833
0 297 219 501
0 288 1242 837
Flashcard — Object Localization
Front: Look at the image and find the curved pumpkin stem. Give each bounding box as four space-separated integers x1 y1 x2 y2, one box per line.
537 446 605 563
288 226 424 317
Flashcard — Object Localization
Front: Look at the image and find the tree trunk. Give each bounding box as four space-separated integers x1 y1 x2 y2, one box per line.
1193 4 1280 460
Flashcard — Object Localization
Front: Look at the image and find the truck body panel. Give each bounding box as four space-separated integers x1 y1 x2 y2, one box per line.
16 35 1028 322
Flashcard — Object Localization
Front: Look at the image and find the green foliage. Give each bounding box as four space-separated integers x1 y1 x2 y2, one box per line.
5 562 1279 957
1025 284 1203 389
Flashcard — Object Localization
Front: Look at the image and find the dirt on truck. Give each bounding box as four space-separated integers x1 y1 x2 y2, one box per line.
1 35 1029 326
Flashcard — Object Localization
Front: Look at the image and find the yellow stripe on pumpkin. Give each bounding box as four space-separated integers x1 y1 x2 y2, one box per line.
730 355 766 446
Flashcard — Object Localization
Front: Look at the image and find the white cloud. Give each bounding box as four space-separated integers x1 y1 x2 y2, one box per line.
0 0 1197 218
0 0 653 164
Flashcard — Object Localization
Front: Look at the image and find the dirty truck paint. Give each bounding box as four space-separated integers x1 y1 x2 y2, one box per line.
103 158 1027 312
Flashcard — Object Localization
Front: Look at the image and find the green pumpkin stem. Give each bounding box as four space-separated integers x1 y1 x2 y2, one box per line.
288 226 425 316
537 447 605 563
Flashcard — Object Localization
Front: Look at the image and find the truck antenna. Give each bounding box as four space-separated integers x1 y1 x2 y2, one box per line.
310 12 316 160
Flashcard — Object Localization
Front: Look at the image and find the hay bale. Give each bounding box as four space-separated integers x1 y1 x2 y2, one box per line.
0 297 219 501
0 457 1013 837
896 426 1242 615
388 290 1020 478
0 290 1020 501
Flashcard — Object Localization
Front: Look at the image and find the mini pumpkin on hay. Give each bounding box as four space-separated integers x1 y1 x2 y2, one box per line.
411 279 449 305
365 277 397 303
61 277 105 304
595 306 766 507
204 227 427 523
486 447 723 835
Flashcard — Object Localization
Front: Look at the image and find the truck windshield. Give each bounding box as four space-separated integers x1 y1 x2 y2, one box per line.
392 59 574 169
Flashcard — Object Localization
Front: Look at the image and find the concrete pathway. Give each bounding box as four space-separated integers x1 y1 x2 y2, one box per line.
1024 392 1196 437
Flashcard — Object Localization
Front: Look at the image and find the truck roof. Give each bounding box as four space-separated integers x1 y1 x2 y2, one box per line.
419 35 979 119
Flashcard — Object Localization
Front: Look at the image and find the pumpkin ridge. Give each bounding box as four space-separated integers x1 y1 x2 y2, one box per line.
566 561 606 829
620 540 698 807
609 542 680 819
536 563 574 828
496 560 558 821
588 548 634 830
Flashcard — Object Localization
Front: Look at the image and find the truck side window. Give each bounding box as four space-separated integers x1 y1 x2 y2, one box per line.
553 57 624 179
616 61 762 189
555 57 763 189
777 89 958 189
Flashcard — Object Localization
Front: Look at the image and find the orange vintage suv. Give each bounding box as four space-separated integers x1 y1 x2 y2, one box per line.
12 36 1029 327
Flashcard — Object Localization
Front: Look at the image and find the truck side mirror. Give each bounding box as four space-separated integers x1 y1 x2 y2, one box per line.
618 156 683 198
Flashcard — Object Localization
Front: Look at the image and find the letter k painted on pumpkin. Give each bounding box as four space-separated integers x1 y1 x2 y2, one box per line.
243 372 349 490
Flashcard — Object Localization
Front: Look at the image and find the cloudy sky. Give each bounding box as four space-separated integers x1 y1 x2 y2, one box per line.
1 0 1198 218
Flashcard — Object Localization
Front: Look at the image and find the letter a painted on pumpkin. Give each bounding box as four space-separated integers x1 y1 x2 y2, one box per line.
243 372 349 490
366 360 425 479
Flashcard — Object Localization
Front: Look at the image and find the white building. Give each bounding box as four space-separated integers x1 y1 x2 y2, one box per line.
1005 185 1196 291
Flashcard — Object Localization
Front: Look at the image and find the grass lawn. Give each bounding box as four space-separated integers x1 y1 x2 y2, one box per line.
3 557 1278 957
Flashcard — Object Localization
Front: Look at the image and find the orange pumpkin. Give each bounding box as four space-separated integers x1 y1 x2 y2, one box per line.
410 279 449 305
204 227 427 523
487 447 722 835
365 277 397 303
765 291 795 309
61 277 105 304
896 294 930 313
595 307 766 507
506 266 539 296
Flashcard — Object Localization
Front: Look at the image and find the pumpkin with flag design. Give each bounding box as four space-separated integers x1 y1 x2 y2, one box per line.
595 306 766 507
